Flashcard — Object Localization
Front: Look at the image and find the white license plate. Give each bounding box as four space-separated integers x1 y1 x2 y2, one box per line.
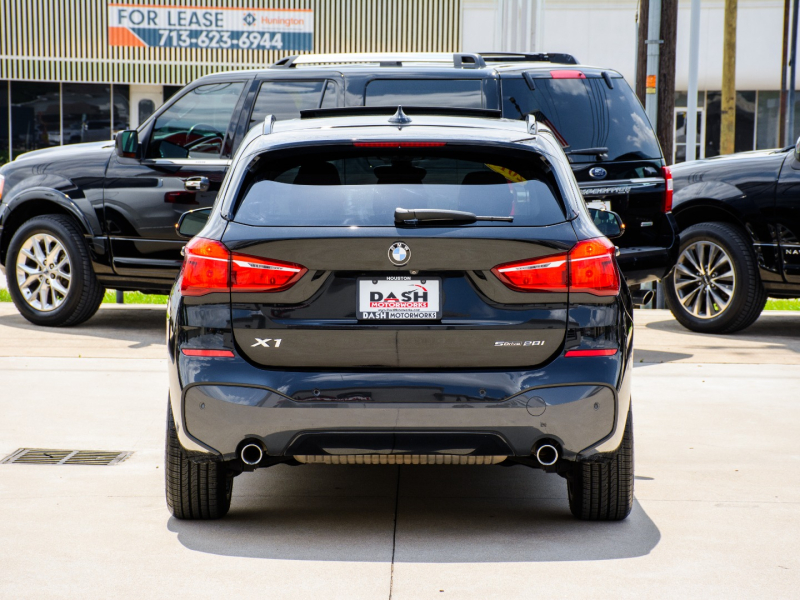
358 277 441 320
586 199 611 211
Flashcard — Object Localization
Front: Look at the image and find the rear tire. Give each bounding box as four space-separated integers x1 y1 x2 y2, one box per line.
664 222 767 334
165 402 233 520
7 215 104 327
567 407 634 521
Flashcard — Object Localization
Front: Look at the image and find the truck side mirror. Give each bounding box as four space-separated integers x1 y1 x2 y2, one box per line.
115 130 140 159
176 207 212 238
588 208 625 239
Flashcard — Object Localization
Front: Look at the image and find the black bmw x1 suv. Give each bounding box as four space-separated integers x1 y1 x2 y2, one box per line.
165 108 634 521
0 52 675 326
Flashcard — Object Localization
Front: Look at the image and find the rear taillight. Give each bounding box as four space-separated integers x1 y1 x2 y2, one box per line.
231 253 307 292
550 70 586 79
662 166 673 212
180 238 307 295
492 237 619 296
180 237 230 296
491 254 568 292
568 238 619 296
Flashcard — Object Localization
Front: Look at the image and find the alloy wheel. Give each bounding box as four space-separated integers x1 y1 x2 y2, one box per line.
15 233 72 312
672 240 736 319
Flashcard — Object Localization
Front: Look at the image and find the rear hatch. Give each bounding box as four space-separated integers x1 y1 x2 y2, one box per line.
221 143 575 369
500 71 673 267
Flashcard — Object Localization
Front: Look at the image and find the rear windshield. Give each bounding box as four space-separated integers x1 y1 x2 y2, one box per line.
233 146 566 227
365 79 484 109
502 76 662 163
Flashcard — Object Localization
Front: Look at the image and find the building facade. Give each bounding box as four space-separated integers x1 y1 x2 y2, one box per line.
0 0 792 165
0 0 462 163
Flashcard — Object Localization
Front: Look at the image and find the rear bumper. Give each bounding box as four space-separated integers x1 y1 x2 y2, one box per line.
172 359 632 463
617 213 680 285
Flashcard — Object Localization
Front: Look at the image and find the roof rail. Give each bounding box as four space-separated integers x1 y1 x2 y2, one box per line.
299 106 502 120
272 52 486 69
478 52 579 65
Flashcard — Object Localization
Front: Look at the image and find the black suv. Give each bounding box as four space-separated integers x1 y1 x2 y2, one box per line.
666 143 800 333
165 108 634 521
0 52 677 326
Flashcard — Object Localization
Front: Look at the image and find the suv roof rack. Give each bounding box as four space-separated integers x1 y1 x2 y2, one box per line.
272 52 487 69
478 52 579 65
299 106 502 120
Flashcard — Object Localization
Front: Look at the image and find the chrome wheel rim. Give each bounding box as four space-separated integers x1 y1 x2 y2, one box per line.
673 241 736 319
15 233 72 312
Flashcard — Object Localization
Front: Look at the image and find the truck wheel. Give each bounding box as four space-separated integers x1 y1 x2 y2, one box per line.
7 215 105 327
567 407 634 521
165 402 233 520
664 222 766 334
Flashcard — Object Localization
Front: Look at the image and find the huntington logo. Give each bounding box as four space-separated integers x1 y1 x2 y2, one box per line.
243 13 256 26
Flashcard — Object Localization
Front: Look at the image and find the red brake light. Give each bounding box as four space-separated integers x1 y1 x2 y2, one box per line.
353 142 447 148
231 253 307 292
565 349 618 357
492 238 619 296
568 238 619 296
180 237 230 296
550 70 586 79
491 253 568 292
181 349 235 358
0 174 5 200
662 166 673 212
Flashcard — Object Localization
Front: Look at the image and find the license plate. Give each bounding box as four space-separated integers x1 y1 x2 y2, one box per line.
586 199 611 211
358 277 441 320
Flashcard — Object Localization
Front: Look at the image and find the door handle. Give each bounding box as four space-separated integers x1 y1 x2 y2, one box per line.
184 176 210 192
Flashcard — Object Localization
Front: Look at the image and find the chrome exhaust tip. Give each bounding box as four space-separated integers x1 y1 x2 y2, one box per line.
535 444 559 466
240 443 264 466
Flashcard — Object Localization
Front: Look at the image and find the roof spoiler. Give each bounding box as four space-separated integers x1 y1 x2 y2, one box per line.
478 52 579 65
299 106 502 120
272 52 487 69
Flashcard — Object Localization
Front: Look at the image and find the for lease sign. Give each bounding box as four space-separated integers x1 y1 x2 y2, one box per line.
108 3 313 50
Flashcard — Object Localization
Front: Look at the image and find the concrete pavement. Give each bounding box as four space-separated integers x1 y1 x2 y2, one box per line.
0 304 798 598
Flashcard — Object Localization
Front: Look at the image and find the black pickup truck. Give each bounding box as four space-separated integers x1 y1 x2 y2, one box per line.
0 52 678 326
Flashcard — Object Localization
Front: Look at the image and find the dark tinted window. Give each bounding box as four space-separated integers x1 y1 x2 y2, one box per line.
249 80 328 126
146 82 245 159
365 80 484 109
502 77 662 162
234 147 565 227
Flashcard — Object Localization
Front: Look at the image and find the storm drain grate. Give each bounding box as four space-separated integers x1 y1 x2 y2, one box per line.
1 449 132 466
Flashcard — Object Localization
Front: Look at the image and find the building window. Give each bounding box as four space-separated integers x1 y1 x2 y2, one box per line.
756 91 780 150
62 83 111 144
11 82 60 156
113 84 130 132
704 91 756 157
0 81 8 164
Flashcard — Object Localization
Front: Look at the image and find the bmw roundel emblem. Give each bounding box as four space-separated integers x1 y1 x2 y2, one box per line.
589 167 608 180
388 242 411 266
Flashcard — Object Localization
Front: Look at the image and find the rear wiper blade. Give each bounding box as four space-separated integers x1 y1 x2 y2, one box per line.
394 208 513 224
564 146 609 157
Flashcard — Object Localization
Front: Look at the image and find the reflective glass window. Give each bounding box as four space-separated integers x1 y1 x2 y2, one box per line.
62 83 111 145
113 84 130 132
146 81 245 159
756 91 780 150
249 80 327 126
366 79 484 109
11 81 60 156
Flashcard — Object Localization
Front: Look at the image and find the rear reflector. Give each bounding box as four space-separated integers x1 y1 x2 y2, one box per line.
492 237 619 296
181 349 235 358
550 70 586 79
565 349 618 357
231 253 307 292
353 142 447 147
180 237 307 295
662 166 673 212
180 238 230 296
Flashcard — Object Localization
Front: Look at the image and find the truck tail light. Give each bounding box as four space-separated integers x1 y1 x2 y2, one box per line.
550 70 586 79
662 165 673 212
231 254 307 292
180 238 230 296
180 238 307 295
492 237 619 296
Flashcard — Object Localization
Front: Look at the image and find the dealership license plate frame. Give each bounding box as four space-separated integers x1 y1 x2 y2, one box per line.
357 277 442 320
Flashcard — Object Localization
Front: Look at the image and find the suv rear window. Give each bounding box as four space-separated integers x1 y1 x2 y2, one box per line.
502 76 662 163
233 146 566 227
365 80 484 108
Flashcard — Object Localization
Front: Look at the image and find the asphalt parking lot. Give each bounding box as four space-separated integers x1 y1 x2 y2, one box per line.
0 303 798 599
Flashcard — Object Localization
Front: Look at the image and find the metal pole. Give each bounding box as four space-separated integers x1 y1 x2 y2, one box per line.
645 0 662 129
788 0 800 144
780 0 791 147
686 0 701 162
720 0 738 155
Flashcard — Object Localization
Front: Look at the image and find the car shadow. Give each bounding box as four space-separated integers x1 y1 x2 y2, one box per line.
0 306 165 347
168 463 660 563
